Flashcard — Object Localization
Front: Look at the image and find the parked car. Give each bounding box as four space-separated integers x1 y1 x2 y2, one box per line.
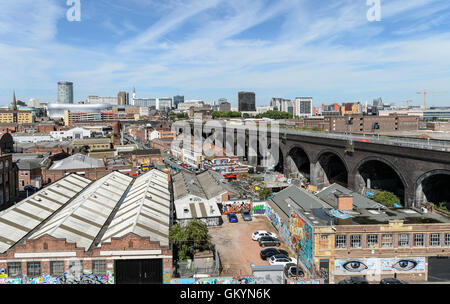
259 236 281 247
284 263 304 278
260 248 289 260
241 209 252 221
24 185 38 192
380 278 405 284
228 213 238 223
338 277 369 284
252 230 277 241
269 255 297 266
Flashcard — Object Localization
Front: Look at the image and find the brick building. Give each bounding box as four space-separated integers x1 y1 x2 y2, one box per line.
0 154 19 211
0 170 172 284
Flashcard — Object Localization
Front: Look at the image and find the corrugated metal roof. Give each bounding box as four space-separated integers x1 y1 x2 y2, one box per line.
29 171 133 251
0 174 91 253
100 170 170 247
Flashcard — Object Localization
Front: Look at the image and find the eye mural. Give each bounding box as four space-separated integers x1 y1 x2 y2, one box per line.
342 260 368 273
392 259 419 272
335 257 426 275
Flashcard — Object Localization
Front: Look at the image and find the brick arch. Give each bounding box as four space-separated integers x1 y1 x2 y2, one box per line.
415 169 450 205
314 149 350 174
353 156 409 189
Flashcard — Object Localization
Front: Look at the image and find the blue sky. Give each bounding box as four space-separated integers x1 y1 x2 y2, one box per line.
1 0 450 107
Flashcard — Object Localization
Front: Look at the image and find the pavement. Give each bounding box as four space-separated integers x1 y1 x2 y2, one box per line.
208 214 293 277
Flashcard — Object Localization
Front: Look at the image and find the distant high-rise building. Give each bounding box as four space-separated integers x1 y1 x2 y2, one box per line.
294 97 313 117
118 91 129 106
157 98 172 112
238 92 256 112
11 91 17 111
57 81 74 104
219 101 231 112
173 95 184 109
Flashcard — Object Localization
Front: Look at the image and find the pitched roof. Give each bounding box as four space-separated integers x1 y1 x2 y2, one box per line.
101 170 170 247
316 183 386 210
0 174 92 253
49 153 105 170
270 185 331 217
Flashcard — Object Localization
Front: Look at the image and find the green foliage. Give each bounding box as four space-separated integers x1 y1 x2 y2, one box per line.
438 202 449 212
212 111 242 118
258 187 273 200
370 190 401 208
169 220 211 261
255 110 293 120
176 112 189 119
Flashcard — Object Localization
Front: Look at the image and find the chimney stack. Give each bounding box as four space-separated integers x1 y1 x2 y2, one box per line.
334 192 353 211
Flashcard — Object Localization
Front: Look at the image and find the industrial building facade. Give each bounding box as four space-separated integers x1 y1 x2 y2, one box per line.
0 170 172 284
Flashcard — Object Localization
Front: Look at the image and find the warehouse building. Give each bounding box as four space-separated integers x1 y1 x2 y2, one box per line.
0 170 172 284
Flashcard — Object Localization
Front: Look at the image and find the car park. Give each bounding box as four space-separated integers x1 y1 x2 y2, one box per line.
260 248 289 260
252 230 277 241
241 209 252 221
268 255 297 266
338 277 369 284
284 263 304 278
380 278 405 284
228 213 238 223
259 236 281 247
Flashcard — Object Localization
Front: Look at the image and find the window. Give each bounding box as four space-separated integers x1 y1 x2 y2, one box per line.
430 234 441 247
335 235 347 249
445 234 450 247
50 261 65 276
350 235 362 249
414 234 425 247
319 235 329 250
27 262 41 277
367 234 379 248
93 260 106 275
398 234 410 248
7 262 22 277
381 234 393 248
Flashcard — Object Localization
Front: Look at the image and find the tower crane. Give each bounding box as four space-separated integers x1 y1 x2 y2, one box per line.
416 91 447 110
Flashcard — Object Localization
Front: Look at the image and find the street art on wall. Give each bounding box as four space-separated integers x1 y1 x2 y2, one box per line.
265 205 291 247
287 279 323 284
334 257 426 275
0 270 115 284
163 270 172 284
290 210 314 273
252 202 266 215
222 200 251 215
169 277 255 284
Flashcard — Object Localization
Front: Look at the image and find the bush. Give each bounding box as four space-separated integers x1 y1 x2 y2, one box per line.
169 220 211 261
370 190 401 208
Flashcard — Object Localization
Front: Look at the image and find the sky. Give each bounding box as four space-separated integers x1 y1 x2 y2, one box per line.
1 0 450 108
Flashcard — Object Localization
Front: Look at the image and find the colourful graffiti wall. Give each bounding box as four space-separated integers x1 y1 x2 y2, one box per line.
222 200 252 215
265 205 291 247
252 202 266 215
290 210 314 273
170 277 255 284
0 269 114 284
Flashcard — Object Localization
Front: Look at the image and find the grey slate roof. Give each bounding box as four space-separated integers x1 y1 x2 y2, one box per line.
270 185 331 217
173 170 238 201
316 183 386 210
49 153 105 170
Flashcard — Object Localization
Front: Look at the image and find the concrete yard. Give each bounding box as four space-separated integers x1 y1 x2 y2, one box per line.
208 214 293 276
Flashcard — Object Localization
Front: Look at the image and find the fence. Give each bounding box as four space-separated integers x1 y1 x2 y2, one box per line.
176 245 222 278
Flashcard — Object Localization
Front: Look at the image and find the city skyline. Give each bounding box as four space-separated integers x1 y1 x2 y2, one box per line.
1 0 450 107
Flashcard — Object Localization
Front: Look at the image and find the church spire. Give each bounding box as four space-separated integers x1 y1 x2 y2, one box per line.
12 91 17 110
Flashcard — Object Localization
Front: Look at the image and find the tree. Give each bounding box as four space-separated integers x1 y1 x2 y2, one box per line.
169 220 211 261
370 190 401 208
438 202 449 212
256 110 293 120
258 187 273 200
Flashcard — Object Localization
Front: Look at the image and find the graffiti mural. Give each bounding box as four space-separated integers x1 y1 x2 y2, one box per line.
169 277 255 284
265 205 291 247
252 202 266 215
334 257 426 275
222 200 251 215
0 270 115 284
290 210 314 273
288 279 323 284
162 270 172 284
